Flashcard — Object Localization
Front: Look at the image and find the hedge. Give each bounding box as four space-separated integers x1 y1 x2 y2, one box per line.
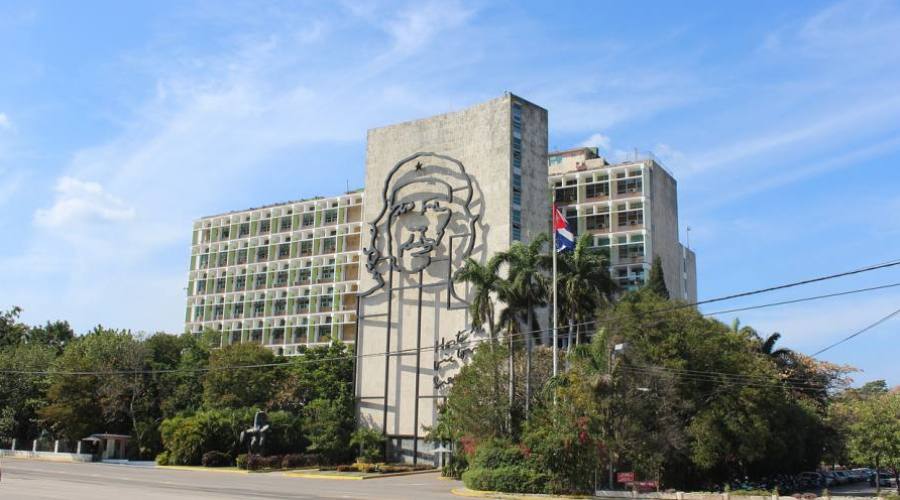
462 465 549 494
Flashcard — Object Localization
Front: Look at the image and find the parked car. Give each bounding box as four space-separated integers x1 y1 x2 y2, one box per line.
870 471 895 487
820 471 838 487
832 470 851 485
797 472 826 489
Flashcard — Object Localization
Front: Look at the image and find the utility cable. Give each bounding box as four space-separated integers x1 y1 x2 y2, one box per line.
809 305 900 357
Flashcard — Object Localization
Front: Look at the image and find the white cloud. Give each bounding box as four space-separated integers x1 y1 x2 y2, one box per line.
0 112 11 130
34 176 135 228
580 133 611 150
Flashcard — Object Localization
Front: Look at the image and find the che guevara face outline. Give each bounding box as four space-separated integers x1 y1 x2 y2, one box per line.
360 152 478 297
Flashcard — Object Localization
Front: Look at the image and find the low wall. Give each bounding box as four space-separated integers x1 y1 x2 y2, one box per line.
0 449 94 463
594 493 876 500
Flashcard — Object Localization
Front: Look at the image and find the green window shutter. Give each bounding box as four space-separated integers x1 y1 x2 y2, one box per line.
290 242 298 258
225 276 234 293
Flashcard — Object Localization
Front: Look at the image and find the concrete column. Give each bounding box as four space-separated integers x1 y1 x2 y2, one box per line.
76 441 82 455
54 440 59 453
10 438 15 451
33 439 38 452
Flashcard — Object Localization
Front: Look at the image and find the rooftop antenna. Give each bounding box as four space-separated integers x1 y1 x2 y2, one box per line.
346 179 350 194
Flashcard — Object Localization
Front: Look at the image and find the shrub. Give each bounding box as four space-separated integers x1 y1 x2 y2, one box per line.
247 454 284 471
201 451 232 467
350 427 385 463
236 453 249 470
462 465 548 494
281 453 322 469
159 408 307 465
442 452 468 479
471 440 525 469
155 451 171 465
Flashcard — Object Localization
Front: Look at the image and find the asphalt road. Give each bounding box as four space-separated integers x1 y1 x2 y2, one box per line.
0 458 462 499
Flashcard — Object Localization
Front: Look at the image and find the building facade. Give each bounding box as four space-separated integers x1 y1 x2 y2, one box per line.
185 191 364 355
354 93 549 462
549 147 696 302
184 93 696 463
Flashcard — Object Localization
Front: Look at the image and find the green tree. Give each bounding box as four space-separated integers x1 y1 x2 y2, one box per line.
845 392 900 493
0 343 55 442
551 233 616 351
644 255 669 300
40 327 147 443
0 306 29 348
497 235 549 418
270 342 353 413
26 320 75 353
202 343 280 409
454 256 505 342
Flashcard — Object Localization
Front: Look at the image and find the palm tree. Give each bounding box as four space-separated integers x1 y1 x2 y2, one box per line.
454 255 508 432
551 233 617 356
454 256 504 342
496 235 549 419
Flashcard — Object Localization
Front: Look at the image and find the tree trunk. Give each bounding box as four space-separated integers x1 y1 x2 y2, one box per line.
525 330 532 419
507 323 515 436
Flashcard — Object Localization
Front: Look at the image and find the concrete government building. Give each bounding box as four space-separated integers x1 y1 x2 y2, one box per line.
184 93 696 462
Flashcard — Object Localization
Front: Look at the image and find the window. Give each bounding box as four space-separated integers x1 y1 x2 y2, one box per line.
254 274 266 289
617 178 642 195
321 237 336 254
320 266 335 281
252 301 265 317
257 247 269 261
555 187 577 203
617 210 643 227
323 209 338 224
320 295 333 310
213 305 223 320
199 254 209 269
565 208 578 235
278 243 290 258
302 213 314 227
296 297 310 313
297 268 311 284
235 276 246 291
274 299 286 316
233 303 244 318
512 187 521 206
259 219 271 233
196 280 206 294
236 249 248 265
585 214 609 231
239 223 250 237
221 227 230 239
300 241 313 256
216 278 226 292
276 271 288 287
585 182 609 199
218 252 227 267
280 217 291 232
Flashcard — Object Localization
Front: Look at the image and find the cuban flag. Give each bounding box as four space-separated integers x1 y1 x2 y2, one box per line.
553 204 575 252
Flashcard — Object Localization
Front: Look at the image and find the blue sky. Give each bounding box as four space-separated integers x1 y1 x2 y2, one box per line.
1 0 898 385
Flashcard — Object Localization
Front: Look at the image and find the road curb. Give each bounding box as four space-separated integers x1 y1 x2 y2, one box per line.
451 487 591 499
285 469 439 480
158 465 248 474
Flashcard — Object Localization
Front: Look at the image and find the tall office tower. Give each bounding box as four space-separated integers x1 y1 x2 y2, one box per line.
355 93 549 463
548 147 696 302
185 192 365 355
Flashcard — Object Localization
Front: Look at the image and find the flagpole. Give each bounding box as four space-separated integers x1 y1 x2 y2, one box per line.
552 203 558 377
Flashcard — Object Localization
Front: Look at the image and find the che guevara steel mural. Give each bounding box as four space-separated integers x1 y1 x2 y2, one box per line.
357 152 481 459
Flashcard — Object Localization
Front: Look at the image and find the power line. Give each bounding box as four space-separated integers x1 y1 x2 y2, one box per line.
702 282 900 317
4 259 899 376
809 305 900 357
